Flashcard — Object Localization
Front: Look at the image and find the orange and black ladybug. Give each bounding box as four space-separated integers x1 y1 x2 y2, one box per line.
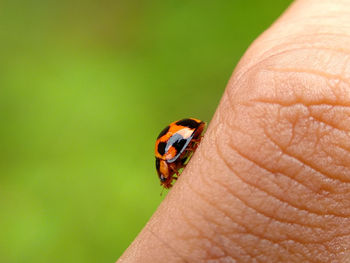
155 118 206 189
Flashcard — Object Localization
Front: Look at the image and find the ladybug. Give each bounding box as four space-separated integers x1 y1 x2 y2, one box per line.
155 118 206 189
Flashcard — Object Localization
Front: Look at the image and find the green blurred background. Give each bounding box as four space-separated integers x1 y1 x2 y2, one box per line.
0 1 292 262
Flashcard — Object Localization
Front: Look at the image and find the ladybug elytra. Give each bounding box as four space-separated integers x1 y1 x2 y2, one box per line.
155 118 206 189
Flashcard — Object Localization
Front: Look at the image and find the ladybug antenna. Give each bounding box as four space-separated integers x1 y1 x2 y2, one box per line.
160 187 165 196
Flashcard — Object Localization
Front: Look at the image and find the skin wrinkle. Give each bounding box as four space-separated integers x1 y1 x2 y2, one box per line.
224 110 345 204
215 141 343 245
146 192 203 263
228 44 350 97
275 138 349 196
310 107 349 133
331 142 350 162
261 16 348 55
176 196 240 262
285 105 297 148
262 42 350 69
258 103 350 196
189 150 296 261
326 136 350 159
182 166 244 236
309 101 350 130
231 141 338 223
180 186 256 262
213 140 311 261
224 52 350 221
230 47 318 89
267 67 350 89
190 140 247 234
175 217 228 262
216 137 348 260
228 97 350 188
218 57 350 257
261 117 350 185
216 138 302 236
189 192 293 263
192 191 292 262
264 106 350 190
261 120 350 219
221 104 350 244
247 35 350 79
267 74 348 107
313 108 350 142
227 135 342 221
249 101 350 142
178 212 235 263
189 165 247 235
308 118 350 171
261 108 350 186
145 227 189 263
341 54 350 80
282 106 350 170
183 176 250 238
183 200 254 262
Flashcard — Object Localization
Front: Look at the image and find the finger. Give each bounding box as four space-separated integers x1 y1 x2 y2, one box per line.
118 0 350 262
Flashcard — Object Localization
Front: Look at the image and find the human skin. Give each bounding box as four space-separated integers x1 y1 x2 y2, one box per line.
118 0 350 262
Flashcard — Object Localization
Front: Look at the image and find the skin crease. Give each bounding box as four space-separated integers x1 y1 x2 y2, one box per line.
118 0 350 262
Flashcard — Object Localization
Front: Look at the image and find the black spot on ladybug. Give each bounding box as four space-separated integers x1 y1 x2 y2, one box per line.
155 158 160 171
169 135 187 154
157 125 170 139
175 118 200 129
157 142 167 156
167 133 184 149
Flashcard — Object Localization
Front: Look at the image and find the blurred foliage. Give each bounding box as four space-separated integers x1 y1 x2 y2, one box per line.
0 1 292 262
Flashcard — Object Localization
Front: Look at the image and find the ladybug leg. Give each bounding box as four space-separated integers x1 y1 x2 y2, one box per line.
185 143 199 153
175 169 182 178
188 137 203 151
184 144 195 152
169 163 181 177
191 135 204 144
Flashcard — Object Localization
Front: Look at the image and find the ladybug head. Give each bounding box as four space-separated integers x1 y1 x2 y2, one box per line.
155 158 172 188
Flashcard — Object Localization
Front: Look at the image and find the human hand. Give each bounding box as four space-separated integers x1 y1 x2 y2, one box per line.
118 0 350 262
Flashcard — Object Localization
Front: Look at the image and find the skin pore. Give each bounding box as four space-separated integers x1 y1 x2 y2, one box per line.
118 0 350 262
